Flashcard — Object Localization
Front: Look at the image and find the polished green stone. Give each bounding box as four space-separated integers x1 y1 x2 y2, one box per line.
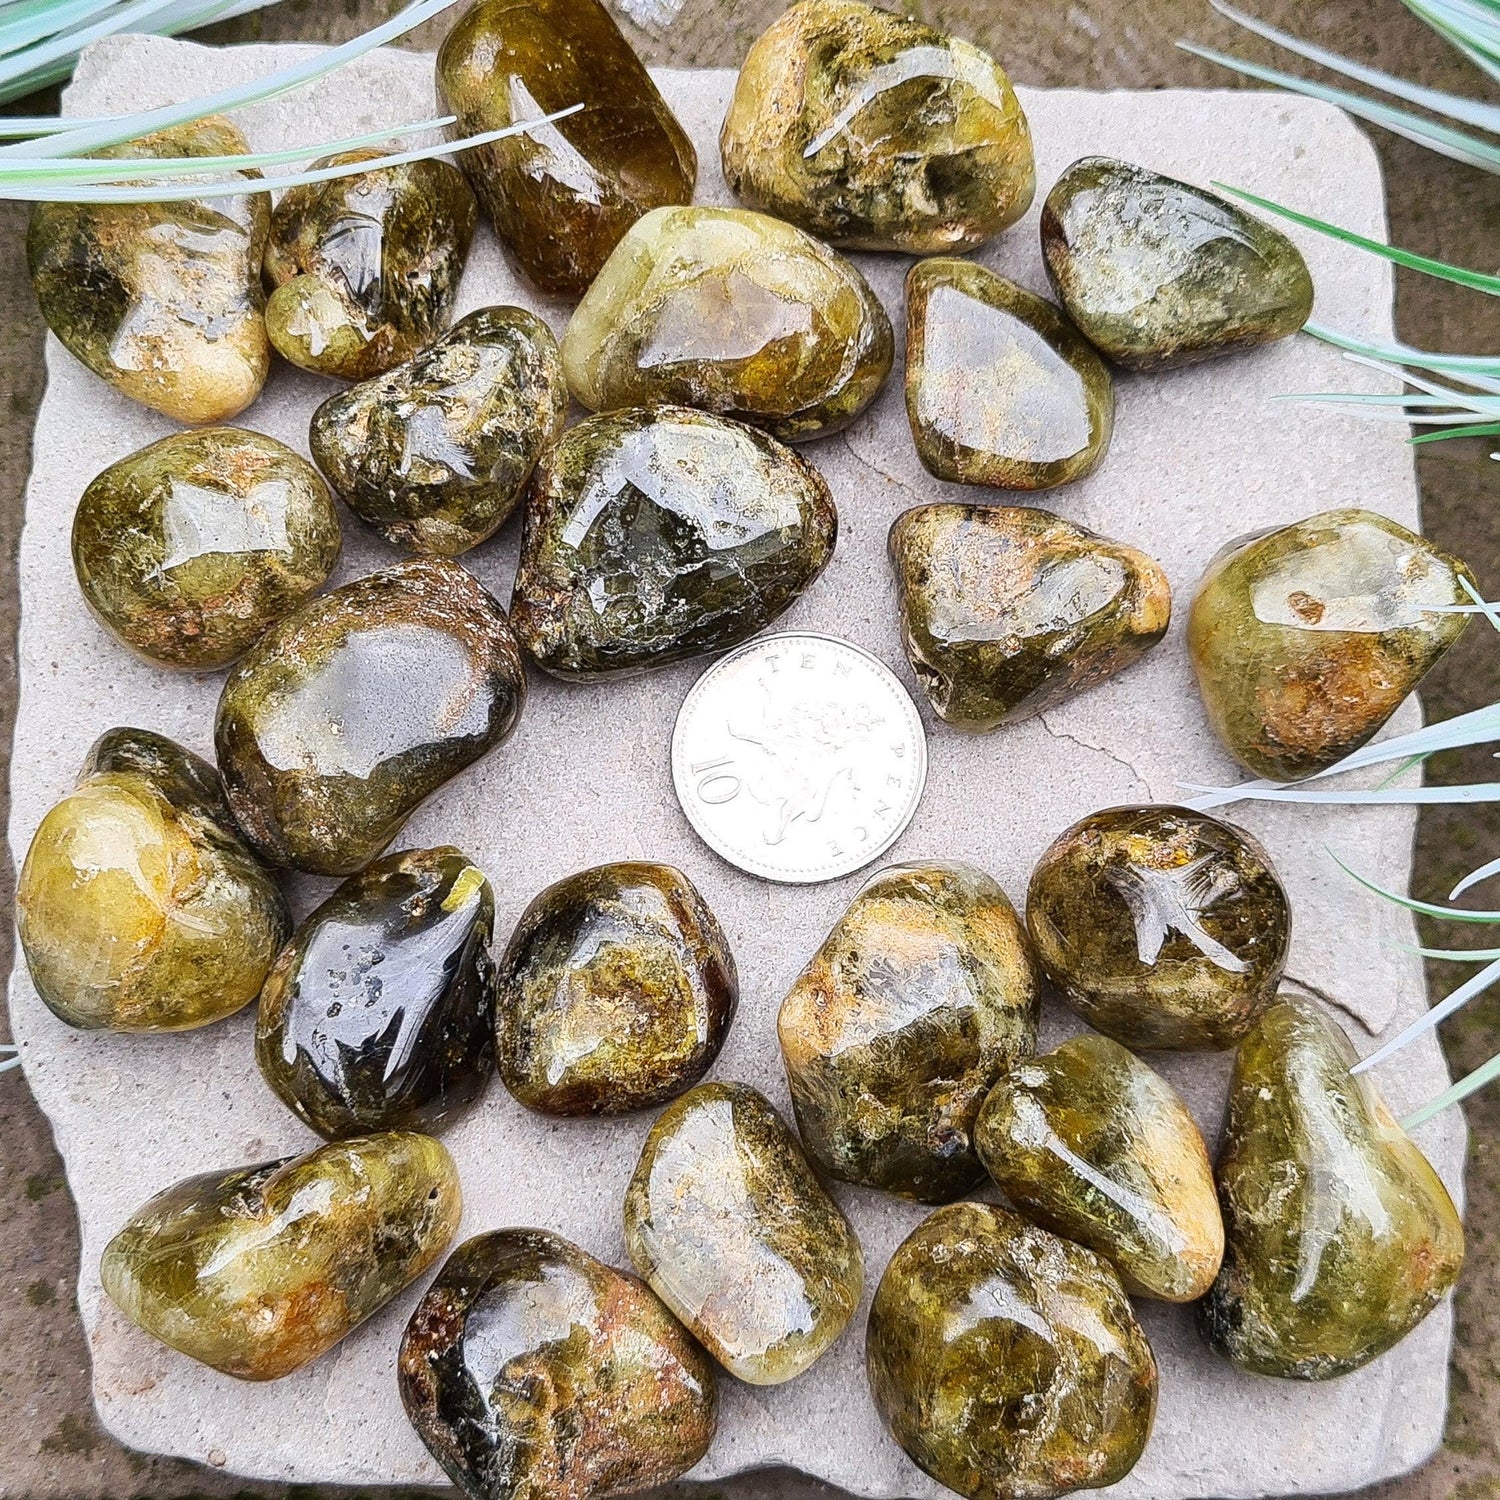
778 861 1038 1203
72 428 341 670
623 1081 862 1385
1041 156 1315 370
257 847 497 1139
561 206 893 442
310 306 567 556
102 1131 461 1381
889 503 1169 730
1201 995 1464 1379
28 117 270 423
511 406 838 679
1188 508 1473 781
17 729 289 1032
1027 805 1291 1051
436 0 697 298
264 149 476 381
976 1034 1223 1301
399 1228 717 1500
867 1202 1157 1500
720 0 1034 253
496 862 736 1116
215 557 526 875
906 259 1114 491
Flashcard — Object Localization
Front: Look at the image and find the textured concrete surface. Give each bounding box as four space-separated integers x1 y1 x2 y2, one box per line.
0 3 1497 1500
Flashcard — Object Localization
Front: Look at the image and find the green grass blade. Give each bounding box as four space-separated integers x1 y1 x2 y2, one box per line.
1333 853 1500 922
0 0 127 60
1305 322 1500 380
1353 955 1500 1076
1404 1049 1500 1128
1410 421 1500 442
1179 781 1500 805
1451 853 1500 899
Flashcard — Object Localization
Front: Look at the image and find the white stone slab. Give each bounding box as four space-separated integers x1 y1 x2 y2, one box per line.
8 32 1467 1500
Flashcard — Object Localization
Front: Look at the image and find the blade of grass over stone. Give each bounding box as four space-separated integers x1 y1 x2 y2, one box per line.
1305 324 1500 384
1354 956 1500 1075
1404 1050 1500 1129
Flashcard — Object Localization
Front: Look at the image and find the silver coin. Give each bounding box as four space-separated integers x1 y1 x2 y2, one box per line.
671 632 927 884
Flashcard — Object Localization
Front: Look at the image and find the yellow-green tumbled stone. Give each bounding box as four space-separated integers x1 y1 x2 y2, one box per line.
101 1131 461 1380
1188 508 1473 782
906 258 1114 490
562 206 893 442
17 728 289 1032
976 1034 1223 1302
867 1202 1157 1500
624 1082 862 1385
721 0 1034 253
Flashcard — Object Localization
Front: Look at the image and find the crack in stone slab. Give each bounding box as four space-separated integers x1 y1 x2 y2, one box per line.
1035 713 1152 800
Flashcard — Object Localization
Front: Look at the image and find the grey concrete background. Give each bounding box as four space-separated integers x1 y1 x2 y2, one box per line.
0 2 1497 1497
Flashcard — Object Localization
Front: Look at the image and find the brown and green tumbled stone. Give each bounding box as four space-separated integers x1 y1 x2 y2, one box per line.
1028 805 1290 1051
511 406 838 679
73 428 341 669
623 1081 862 1385
264 150 477 381
889 503 1170 730
102 1131 461 1380
561 206 893 442
399 1228 717 1500
867 1202 1157 1500
1201 995 1464 1379
310 306 567 555
17 728 289 1032
720 0 1034 253
436 0 696 298
906 259 1113 491
1041 157 1315 370
1188 508 1473 781
976 1034 1223 1301
495 862 737 1115
215 557 526 875
28 117 270 423
778 861 1038 1203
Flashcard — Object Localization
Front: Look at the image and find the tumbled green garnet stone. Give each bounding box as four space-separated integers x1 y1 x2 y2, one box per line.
720 0 1034 253
1201 995 1464 1379
778 861 1037 1203
1041 156 1315 370
257 847 497 1139
511 406 838 679
73 428 341 670
28 117 270 423
889 503 1170 730
496 862 736 1116
264 149 477 382
215 557 526 875
976 1034 1223 1302
1188 508 1473 781
399 1228 717 1500
310 306 567 556
102 1131 461 1381
436 0 697 298
1028 805 1290 1051
561 206 893 442
18 728 289 1032
623 1081 862 1385
906 259 1113 491
868 1202 1158 1500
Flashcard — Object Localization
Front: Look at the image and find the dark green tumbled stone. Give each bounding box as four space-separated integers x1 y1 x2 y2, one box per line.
778 861 1038 1203
399 1229 717 1500
1041 157 1315 370
1201 995 1464 1380
1027 805 1291 1051
867 1202 1158 1500
264 149 477 381
215 557 526 875
256 847 497 1138
17 729 289 1032
310 306 567 555
510 406 838 679
496 862 737 1116
73 428 341 669
623 1081 862 1385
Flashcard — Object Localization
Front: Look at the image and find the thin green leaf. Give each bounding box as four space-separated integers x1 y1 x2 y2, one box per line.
1404 1049 1500 1128
1452 852 1500 899
1411 421 1500 442
1305 323 1500 384
1332 852 1500 922
0 1056 20 1074
1353 955 1500 1075
1180 781 1500 805
1393 944 1500 959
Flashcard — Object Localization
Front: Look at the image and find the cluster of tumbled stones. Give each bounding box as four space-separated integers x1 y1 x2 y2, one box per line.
17 0 1476 1496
